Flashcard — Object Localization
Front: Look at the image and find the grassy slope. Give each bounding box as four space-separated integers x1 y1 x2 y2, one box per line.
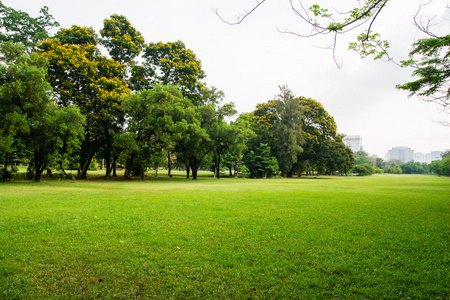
1 174 449 299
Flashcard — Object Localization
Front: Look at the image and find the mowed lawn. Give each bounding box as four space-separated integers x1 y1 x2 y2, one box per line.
1 174 449 299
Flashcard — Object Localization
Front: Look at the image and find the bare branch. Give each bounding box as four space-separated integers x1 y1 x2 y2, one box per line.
213 0 267 25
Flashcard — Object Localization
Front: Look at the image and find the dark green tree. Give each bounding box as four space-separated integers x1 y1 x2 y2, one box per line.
0 42 85 182
353 163 375 176
243 143 279 178
272 85 304 177
400 161 425 174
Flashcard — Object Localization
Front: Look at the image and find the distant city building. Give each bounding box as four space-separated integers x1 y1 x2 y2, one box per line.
431 151 444 162
345 135 362 152
425 153 432 164
385 146 414 163
414 152 425 164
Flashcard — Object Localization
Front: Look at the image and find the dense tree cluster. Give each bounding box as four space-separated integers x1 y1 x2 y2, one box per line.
245 86 354 177
0 2 369 182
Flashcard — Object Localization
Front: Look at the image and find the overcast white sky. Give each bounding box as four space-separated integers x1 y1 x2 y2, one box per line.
6 0 450 158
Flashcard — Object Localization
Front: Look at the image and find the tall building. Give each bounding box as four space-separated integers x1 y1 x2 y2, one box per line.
345 135 362 152
414 152 425 164
431 151 444 162
424 151 444 164
385 146 414 163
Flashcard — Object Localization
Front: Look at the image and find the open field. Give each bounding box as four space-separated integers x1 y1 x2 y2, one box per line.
1 174 449 299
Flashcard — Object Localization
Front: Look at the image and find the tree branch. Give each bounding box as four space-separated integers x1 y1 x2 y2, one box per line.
213 0 267 25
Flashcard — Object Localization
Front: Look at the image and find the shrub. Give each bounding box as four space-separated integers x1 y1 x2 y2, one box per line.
352 163 374 176
243 143 279 178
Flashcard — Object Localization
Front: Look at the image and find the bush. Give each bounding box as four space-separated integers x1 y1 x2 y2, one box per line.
243 143 279 178
400 161 425 174
374 168 383 174
352 163 374 176
385 163 402 174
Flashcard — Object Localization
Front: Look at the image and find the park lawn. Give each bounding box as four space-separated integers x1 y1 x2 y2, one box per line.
0 174 449 299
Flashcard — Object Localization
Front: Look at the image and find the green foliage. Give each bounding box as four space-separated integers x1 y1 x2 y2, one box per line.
243 143 278 178
301 1 391 60
396 35 450 115
0 2 59 53
143 41 205 104
376 157 385 169
352 163 375 176
272 85 304 177
429 158 450 176
353 150 370 165
123 85 204 180
297 97 352 175
39 26 129 179
374 168 383 174
56 25 98 46
385 163 403 174
0 42 85 181
100 14 145 64
400 161 425 174
441 157 450 176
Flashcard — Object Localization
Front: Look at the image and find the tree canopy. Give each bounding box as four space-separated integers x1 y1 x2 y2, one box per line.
0 42 84 181
0 2 386 181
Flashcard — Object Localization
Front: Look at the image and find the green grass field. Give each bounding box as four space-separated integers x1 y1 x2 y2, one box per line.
1 173 449 299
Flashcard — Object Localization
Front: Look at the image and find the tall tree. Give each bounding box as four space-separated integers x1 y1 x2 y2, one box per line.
39 26 130 179
143 41 205 104
0 2 59 53
296 97 346 175
123 85 198 180
100 14 145 64
272 85 304 177
0 42 85 182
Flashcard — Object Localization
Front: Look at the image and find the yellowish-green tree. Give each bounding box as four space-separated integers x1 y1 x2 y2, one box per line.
39 25 130 179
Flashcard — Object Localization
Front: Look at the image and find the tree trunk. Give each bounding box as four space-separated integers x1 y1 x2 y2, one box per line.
104 155 112 180
46 168 52 177
167 150 172 178
33 147 46 182
190 159 199 180
113 162 117 177
186 165 190 179
125 154 134 179
192 167 198 180
34 164 45 182
140 164 145 181
77 156 92 179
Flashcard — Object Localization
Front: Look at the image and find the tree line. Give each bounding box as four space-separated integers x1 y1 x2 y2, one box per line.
351 150 450 176
1 3 354 181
